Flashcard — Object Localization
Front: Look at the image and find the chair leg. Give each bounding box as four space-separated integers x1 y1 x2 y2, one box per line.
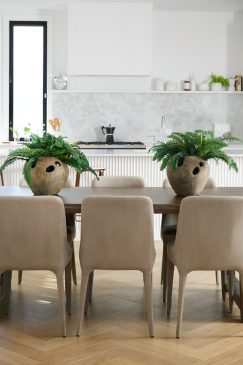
88 271 94 302
1 271 12 314
18 270 22 285
166 259 174 317
215 271 219 285
221 271 227 302
70 241 77 285
239 272 243 322
161 244 165 285
56 272 67 337
228 271 234 313
143 271 154 337
65 261 72 315
176 274 187 339
162 244 168 303
84 271 94 314
76 274 90 336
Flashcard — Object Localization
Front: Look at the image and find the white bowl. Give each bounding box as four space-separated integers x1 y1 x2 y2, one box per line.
197 83 210 91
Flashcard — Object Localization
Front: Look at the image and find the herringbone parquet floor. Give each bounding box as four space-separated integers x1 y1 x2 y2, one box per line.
1 241 243 365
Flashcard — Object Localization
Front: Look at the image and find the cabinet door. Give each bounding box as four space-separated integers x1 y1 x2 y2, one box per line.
67 2 152 76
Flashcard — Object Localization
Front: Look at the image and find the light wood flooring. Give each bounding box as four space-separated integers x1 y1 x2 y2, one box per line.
1 241 243 365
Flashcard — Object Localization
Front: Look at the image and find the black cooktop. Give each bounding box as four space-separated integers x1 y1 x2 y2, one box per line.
76 141 146 149
76 141 144 145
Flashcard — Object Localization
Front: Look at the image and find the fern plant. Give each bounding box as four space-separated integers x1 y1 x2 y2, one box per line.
210 73 230 89
0 133 97 187
151 130 239 172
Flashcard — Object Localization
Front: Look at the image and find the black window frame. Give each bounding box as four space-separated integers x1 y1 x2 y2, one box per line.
9 20 47 141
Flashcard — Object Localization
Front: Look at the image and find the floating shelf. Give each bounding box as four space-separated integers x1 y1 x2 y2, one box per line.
52 90 243 94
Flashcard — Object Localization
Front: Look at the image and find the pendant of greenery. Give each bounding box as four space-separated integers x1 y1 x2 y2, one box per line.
0 133 97 187
151 130 239 172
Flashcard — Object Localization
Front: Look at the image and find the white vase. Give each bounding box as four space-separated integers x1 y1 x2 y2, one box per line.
211 82 223 91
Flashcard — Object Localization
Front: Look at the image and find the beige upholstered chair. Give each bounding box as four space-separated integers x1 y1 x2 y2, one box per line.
161 177 218 302
167 196 243 338
18 177 77 286
91 175 145 188
76 196 155 337
0 196 72 336
88 176 145 303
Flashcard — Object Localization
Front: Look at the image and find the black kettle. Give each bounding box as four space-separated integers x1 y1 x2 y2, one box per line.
101 124 116 144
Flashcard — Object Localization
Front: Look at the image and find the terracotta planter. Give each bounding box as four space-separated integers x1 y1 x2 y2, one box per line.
167 156 209 196
27 157 69 195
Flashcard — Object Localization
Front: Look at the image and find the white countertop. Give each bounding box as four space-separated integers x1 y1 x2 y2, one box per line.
0 142 243 157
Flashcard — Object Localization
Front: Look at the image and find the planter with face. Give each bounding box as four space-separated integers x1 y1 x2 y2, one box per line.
167 156 209 196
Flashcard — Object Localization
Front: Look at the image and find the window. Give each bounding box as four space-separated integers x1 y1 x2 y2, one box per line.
9 21 47 141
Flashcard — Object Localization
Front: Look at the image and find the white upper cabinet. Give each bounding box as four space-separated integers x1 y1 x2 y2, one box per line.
67 2 152 76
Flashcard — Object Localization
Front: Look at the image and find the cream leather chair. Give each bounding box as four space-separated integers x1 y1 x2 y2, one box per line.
161 177 218 302
167 196 243 338
91 175 145 188
18 177 77 285
76 196 155 337
0 196 71 336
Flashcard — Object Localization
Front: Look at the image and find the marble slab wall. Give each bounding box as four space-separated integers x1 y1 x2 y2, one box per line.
52 92 243 144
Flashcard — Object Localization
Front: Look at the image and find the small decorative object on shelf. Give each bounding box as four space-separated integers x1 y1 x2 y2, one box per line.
190 73 196 91
197 82 210 91
183 80 191 91
150 130 240 196
229 77 235 92
154 77 164 91
165 80 177 91
209 73 230 91
53 74 68 90
235 75 242 92
0 133 97 195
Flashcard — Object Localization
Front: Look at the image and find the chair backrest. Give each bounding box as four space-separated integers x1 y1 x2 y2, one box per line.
91 176 145 188
80 196 155 271
0 196 70 273
162 177 217 228
170 196 243 273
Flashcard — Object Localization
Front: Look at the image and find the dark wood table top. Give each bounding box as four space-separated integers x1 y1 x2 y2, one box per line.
1 186 243 214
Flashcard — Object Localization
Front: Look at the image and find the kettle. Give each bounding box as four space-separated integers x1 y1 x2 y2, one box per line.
101 124 116 144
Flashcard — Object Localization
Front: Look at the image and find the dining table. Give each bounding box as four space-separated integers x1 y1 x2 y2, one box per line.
1 185 243 314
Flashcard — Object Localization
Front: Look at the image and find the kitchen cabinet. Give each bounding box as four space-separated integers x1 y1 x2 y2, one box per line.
67 2 152 76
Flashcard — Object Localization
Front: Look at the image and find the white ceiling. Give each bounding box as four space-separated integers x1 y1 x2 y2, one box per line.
0 0 243 12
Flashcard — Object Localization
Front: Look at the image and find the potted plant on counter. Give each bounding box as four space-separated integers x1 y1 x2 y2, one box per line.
0 133 97 195
151 130 239 196
210 73 230 91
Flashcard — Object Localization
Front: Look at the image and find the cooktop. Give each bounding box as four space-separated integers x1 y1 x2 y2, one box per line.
76 141 146 149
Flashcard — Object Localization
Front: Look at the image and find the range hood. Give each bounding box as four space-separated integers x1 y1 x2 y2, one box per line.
76 141 146 149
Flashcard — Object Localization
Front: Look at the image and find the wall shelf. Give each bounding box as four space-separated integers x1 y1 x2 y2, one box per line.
52 90 243 94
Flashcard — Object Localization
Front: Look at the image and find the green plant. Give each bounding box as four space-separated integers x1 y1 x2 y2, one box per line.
151 130 239 172
0 133 97 187
210 73 230 89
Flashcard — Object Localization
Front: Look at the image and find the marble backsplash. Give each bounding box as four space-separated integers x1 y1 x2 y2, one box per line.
52 92 243 144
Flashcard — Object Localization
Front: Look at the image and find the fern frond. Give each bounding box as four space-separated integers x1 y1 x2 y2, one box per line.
150 129 241 172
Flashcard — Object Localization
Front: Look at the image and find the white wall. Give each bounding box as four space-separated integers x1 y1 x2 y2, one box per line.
227 9 243 75
1 4 243 138
152 11 234 84
52 8 242 89
67 2 152 76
